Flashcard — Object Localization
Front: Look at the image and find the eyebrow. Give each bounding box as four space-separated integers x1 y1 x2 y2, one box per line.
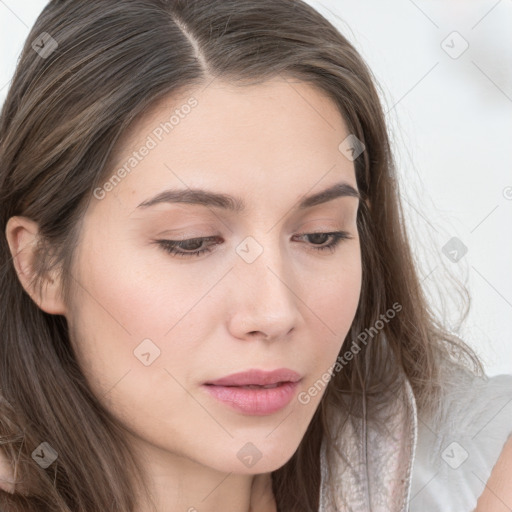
136 181 360 212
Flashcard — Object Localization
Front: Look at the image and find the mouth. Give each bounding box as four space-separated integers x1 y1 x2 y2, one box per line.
201 379 301 416
203 368 302 387
204 381 288 390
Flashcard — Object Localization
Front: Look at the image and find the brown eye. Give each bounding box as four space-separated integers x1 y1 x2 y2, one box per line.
294 231 351 253
154 231 351 259
155 236 220 257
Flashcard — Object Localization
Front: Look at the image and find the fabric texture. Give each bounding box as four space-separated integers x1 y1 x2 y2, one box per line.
410 372 512 511
318 346 512 512
318 355 417 511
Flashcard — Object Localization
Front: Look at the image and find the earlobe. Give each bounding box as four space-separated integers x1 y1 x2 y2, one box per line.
4 216 67 316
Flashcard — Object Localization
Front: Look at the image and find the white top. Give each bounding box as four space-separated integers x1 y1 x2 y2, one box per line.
410 372 512 511
318 360 512 511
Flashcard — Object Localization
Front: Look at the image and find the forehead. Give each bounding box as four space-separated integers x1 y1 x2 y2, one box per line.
116 76 350 154
94 77 357 216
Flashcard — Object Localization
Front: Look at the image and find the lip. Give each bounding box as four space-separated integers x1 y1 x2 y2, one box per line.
204 368 302 387
202 381 301 415
202 368 302 415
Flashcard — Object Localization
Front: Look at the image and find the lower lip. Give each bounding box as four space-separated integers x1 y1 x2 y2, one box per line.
202 381 300 415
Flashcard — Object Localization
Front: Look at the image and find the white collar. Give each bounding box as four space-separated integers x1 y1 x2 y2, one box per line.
318 365 418 511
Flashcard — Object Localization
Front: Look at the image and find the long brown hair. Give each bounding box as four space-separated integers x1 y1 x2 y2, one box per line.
0 1 484 510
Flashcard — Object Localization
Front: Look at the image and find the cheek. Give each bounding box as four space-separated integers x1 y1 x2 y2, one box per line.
301 251 362 377
308 248 362 331
67 251 204 456
67 240 200 400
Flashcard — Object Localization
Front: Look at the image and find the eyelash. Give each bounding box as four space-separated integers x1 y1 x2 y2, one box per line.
154 231 352 258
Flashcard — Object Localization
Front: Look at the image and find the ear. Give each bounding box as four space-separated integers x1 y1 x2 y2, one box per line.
4 216 67 315
0 449 15 494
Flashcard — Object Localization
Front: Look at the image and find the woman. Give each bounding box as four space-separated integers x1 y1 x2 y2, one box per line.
0 1 510 511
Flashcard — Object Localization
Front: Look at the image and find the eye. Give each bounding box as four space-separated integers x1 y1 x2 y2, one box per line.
155 236 220 258
154 231 352 258
295 231 352 253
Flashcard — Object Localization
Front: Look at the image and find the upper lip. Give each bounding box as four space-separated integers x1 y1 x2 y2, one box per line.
204 368 302 387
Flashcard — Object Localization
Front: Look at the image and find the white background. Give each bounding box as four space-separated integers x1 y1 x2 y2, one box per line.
1 0 511 376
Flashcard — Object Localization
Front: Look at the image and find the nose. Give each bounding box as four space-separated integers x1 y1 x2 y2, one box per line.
226 240 301 342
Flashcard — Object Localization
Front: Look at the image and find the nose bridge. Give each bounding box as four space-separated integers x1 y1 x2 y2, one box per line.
230 232 299 334
227 224 301 341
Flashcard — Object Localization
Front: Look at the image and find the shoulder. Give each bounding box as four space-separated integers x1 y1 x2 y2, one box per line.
410 370 512 512
474 433 512 510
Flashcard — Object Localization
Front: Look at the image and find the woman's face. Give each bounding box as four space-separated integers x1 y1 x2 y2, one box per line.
67 77 362 482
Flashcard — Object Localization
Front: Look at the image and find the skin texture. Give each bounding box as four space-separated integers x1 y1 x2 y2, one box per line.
0 454 14 494
5 78 363 511
474 435 512 511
